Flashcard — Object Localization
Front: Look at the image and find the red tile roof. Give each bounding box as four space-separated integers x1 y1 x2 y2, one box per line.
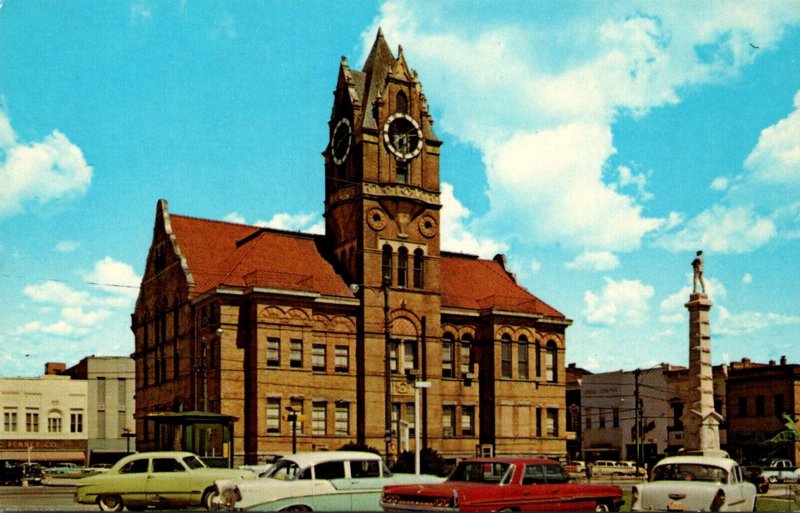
167 214 563 318
440 252 564 318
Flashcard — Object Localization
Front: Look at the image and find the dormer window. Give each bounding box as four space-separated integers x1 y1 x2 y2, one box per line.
396 91 408 114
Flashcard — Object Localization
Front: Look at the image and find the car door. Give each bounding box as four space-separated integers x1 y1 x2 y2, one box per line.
115 457 151 506
147 456 192 507
344 459 384 510
519 464 561 510
310 460 349 510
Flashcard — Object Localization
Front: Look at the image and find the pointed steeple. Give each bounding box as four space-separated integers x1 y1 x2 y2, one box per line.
363 27 396 74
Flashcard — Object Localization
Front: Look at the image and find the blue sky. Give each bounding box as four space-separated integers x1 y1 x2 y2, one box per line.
1 1 798 377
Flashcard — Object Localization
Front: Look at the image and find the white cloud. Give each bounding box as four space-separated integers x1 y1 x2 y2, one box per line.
584 277 655 326
23 281 89 306
710 177 729 191
223 212 246 224
654 205 776 253
54 240 79 253
62 306 112 326
742 273 753 284
530 260 542 274
659 275 727 324
83 257 142 299
0 112 92 217
716 305 800 337
744 90 800 184
614 165 653 201
566 251 620 271
439 182 507 258
255 212 324 234
130 3 152 23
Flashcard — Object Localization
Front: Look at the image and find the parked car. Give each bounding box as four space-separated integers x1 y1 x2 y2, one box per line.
381 457 624 512
564 460 586 475
215 450 443 511
741 465 769 494
758 458 799 483
46 462 86 475
630 455 757 511
591 460 644 476
74 451 256 511
0 459 25 485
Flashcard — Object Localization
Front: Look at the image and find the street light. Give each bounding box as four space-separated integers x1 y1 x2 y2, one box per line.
285 407 299 454
198 328 223 412
382 274 393 464
414 380 431 474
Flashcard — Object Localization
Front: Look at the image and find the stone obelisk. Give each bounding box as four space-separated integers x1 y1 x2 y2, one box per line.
682 250 722 452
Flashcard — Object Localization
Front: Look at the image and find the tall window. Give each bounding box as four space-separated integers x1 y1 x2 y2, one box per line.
501 334 512 378
70 413 84 433
405 403 416 437
382 245 393 285
4 411 18 432
397 247 408 287
585 407 592 429
266 398 280 434
535 341 541 378
403 340 417 373
518 336 529 380
267 338 280 367
25 412 39 433
335 403 349 436
396 161 408 184
461 405 475 437
312 344 326 372
545 341 557 383
546 409 558 437
536 408 543 437
442 333 454 378
396 91 408 114
413 249 424 288
738 397 747 417
613 407 620 428
775 394 785 417
312 402 327 436
756 395 766 416
47 412 62 433
334 345 349 372
290 339 303 369
460 335 472 376
599 409 606 429
442 405 456 437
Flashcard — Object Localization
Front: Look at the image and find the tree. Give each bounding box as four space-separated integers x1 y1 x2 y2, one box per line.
391 448 452 476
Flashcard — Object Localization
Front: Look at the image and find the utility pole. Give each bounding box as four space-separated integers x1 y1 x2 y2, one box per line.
200 337 208 412
383 274 393 464
634 368 641 469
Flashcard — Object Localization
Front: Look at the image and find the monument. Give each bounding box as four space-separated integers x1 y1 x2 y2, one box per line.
682 250 723 453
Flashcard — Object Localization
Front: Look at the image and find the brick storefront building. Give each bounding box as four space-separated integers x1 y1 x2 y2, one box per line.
132 31 571 465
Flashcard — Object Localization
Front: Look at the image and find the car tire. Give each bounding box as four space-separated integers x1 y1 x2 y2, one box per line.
203 488 220 511
98 495 124 512
594 503 610 512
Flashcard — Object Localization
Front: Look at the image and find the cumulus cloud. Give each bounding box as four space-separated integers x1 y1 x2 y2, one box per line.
255 212 324 234
83 257 142 299
439 182 507 258
566 251 620 271
742 273 753 284
0 111 93 217
23 281 89 306
744 90 800 184
584 277 655 326
223 212 247 224
654 205 776 253
54 240 79 253
659 275 727 324
710 177 729 191
716 306 800 337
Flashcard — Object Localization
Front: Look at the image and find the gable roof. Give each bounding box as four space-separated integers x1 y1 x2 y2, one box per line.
163 208 563 319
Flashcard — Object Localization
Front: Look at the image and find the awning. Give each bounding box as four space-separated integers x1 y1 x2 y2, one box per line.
0 450 86 462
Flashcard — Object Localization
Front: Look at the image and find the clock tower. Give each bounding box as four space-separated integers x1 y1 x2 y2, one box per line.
324 29 443 449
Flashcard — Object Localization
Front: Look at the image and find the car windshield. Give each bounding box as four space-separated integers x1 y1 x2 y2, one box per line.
652 463 728 483
266 460 303 481
182 455 206 470
448 462 512 484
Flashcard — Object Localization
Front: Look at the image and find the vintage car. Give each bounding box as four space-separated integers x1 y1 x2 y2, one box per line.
630 455 757 511
214 450 444 511
74 451 255 511
741 465 769 494
381 457 624 512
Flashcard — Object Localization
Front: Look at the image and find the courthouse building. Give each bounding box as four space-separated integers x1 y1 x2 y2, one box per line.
132 30 571 464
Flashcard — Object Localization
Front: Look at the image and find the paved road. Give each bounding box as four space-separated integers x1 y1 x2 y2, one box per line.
0 485 96 511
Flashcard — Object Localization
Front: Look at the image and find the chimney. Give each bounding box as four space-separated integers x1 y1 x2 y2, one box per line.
770 360 776 366
781 355 787 366
44 362 66 375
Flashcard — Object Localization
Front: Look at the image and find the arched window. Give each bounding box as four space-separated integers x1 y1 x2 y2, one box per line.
501 334 512 378
413 249 424 288
47 411 63 433
518 335 529 380
535 341 541 378
382 245 393 286
546 341 558 383
397 247 408 288
442 333 455 378
460 334 473 377
396 91 408 114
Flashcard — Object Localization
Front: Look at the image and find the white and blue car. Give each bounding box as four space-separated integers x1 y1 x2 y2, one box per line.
631 455 757 512
214 451 443 511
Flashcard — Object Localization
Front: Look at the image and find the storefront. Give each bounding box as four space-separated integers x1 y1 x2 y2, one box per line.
0 439 87 466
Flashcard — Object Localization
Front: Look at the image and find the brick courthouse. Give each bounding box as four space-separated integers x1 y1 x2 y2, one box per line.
132 31 571 464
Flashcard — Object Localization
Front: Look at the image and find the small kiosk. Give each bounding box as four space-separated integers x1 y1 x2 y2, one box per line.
145 411 236 468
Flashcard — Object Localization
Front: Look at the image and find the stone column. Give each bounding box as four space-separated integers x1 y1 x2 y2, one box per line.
682 292 722 452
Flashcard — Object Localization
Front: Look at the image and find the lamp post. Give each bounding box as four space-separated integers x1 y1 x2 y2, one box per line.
285 407 298 454
382 274 393 464
414 380 431 474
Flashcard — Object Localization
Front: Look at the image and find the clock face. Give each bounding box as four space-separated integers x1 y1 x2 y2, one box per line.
331 118 352 165
383 113 423 160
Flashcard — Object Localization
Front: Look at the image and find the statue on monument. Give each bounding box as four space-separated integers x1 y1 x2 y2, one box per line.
692 250 706 294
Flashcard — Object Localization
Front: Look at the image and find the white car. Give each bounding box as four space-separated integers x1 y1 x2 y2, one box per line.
213 451 443 511
631 455 757 511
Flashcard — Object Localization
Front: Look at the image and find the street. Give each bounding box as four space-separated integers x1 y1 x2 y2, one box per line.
0 485 96 511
